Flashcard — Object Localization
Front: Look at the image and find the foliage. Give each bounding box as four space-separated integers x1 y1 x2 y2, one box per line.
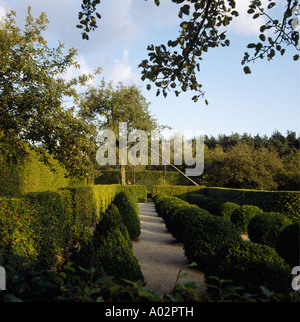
205 241 292 294
204 187 300 223
0 8 98 178
79 80 160 185
72 205 143 283
230 205 263 234
0 191 74 270
0 140 84 198
1 262 299 302
200 131 300 191
169 205 210 242
183 213 241 270
152 185 205 199
248 212 292 248
186 193 212 208
219 202 241 221
78 0 300 102
155 196 190 231
276 221 300 267
113 190 141 240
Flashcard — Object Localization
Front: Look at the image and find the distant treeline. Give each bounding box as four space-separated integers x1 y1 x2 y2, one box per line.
198 130 299 191
144 130 299 191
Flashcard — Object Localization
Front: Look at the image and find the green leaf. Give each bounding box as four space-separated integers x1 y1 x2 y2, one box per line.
243 66 251 74
259 34 266 41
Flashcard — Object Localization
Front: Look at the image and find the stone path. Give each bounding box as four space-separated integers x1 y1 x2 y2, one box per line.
132 202 206 295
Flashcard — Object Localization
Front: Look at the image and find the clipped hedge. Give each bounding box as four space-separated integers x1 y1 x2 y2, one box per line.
248 212 292 248
187 193 212 208
276 221 300 267
73 204 143 282
169 205 211 242
0 191 74 270
205 241 292 294
230 205 263 234
152 185 205 200
0 143 84 198
204 187 300 223
219 202 241 221
183 214 241 270
113 190 141 240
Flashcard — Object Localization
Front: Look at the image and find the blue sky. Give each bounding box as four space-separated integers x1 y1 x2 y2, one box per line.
1 0 299 138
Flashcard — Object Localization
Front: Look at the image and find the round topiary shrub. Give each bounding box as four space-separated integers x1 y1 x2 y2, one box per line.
187 193 213 208
276 221 300 267
231 205 263 234
205 200 222 216
205 241 292 294
153 194 168 215
158 196 190 228
220 202 241 221
248 212 292 248
169 205 211 242
113 191 140 240
183 214 241 270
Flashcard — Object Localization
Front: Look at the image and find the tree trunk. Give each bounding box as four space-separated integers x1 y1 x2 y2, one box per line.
120 164 126 185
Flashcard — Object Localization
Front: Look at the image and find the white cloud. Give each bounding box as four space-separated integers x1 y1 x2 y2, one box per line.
63 54 96 91
228 0 268 36
108 49 140 85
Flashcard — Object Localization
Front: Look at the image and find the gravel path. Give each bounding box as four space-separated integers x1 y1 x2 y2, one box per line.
132 202 206 295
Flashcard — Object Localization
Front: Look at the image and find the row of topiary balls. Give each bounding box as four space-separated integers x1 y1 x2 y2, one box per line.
153 193 300 296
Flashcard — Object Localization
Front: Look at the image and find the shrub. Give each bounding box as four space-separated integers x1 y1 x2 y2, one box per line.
248 212 292 248
113 190 141 240
183 214 241 270
219 202 241 221
169 205 210 242
152 186 205 200
76 204 143 282
204 187 300 223
153 193 168 215
0 191 74 270
63 187 96 242
205 200 222 216
157 196 190 230
187 193 212 209
231 205 263 234
205 241 292 294
276 221 300 267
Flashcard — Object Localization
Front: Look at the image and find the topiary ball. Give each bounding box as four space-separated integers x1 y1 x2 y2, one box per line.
205 241 292 294
169 205 210 242
248 212 292 248
231 205 263 234
183 214 241 270
276 221 300 267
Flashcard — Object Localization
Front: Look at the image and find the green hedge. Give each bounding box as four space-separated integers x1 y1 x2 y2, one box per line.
183 214 241 270
0 144 84 198
73 204 143 282
113 190 141 240
276 222 300 267
204 187 300 223
169 205 211 242
0 191 74 270
153 186 300 223
230 205 263 234
152 185 205 200
95 170 193 192
248 212 292 248
205 241 292 294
